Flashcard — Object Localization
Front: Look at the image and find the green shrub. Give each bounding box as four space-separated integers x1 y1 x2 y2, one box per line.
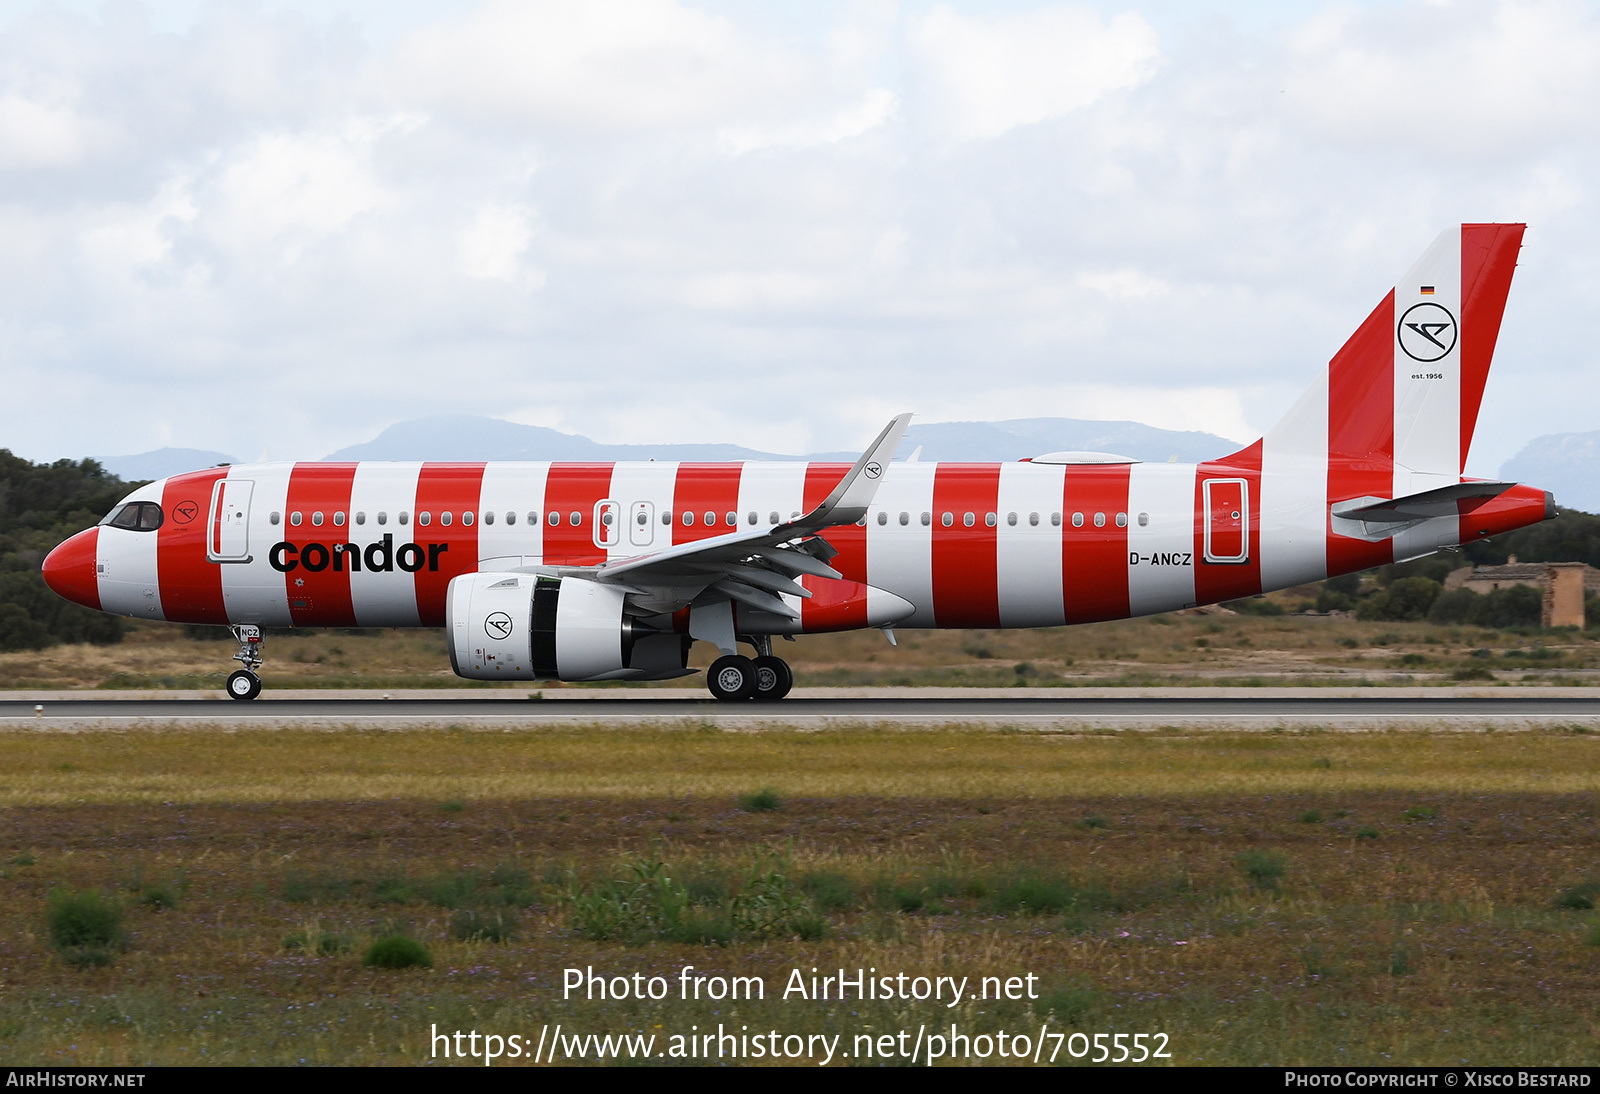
48 889 122 949
570 855 821 944
47 888 124 967
1357 577 1441 622
1237 849 1287 891
363 936 433 969
1354 826 1380 840
1402 806 1438 823
799 871 858 911
738 788 783 813
1081 814 1108 829
1452 666 1495 681
1554 881 1600 911
1297 810 1323 824
1584 921 1600 947
438 799 465 813
984 872 1084 915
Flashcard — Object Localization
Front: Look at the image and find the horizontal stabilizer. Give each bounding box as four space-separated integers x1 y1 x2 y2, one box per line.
1331 481 1515 524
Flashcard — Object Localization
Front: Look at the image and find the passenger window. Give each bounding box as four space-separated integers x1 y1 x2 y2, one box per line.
377 511 388 525
1051 512 1062 526
399 511 409 526
1072 512 1084 528
704 511 716 527
270 512 281 526
462 511 473 527
334 512 346 527
440 511 452 527
683 512 694 526
769 511 780 524
922 512 931 526
1094 512 1106 528
1116 512 1128 528
1138 512 1149 527
899 512 909 525
548 511 560 527
662 511 672 525
312 511 324 526
506 512 516 525
1006 512 1017 526
985 513 997 527
1029 512 1039 526
290 511 303 526
569 511 581 526
963 513 975 527
877 512 887 525
354 512 365 526
483 511 494 525
725 512 736 527
637 510 648 526
941 513 953 527
419 511 432 526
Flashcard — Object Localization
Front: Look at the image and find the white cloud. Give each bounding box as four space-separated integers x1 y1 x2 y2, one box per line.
908 3 1160 140
1283 0 1600 156
456 203 536 281
390 0 806 130
0 0 1596 472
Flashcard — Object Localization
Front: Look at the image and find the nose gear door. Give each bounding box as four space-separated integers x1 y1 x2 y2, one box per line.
208 478 255 562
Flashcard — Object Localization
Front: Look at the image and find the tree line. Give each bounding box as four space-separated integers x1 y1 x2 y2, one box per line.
0 450 132 651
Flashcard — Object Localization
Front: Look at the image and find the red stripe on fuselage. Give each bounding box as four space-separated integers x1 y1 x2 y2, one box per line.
930 464 1000 628
1326 289 1396 577
800 464 867 630
673 464 744 545
1062 465 1132 624
541 464 613 566
283 464 359 627
157 469 229 625
413 464 485 627
1192 441 1263 606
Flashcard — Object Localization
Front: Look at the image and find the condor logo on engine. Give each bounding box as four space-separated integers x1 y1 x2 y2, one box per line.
268 534 450 573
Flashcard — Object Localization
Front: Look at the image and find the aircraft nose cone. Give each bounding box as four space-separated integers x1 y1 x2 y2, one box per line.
42 528 101 610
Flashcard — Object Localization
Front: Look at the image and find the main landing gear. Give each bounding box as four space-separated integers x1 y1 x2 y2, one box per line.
707 635 793 703
226 624 264 701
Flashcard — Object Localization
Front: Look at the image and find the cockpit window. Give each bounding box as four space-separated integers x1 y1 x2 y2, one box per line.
106 502 164 532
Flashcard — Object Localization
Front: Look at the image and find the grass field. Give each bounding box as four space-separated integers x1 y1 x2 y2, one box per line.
2 724 1598 1066
4 608 1599 691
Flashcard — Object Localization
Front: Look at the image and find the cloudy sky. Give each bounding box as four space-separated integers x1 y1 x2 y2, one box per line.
0 0 1594 474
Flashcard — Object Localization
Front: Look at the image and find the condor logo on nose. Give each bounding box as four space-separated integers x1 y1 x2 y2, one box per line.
268 534 450 573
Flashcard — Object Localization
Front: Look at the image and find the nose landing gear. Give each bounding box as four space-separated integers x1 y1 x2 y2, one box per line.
226 624 264 701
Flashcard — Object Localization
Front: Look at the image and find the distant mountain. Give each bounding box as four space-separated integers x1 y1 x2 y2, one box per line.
323 414 1240 465
1501 430 1600 513
100 448 238 482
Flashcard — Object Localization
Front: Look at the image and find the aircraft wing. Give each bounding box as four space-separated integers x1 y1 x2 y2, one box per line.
589 413 912 618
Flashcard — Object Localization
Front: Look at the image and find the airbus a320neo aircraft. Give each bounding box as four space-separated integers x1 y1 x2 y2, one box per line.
42 224 1553 702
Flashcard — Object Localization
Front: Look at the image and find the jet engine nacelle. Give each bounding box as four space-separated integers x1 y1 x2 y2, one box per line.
445 572 691 682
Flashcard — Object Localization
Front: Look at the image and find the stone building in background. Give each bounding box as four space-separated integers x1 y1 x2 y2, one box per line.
1443 556 1600 627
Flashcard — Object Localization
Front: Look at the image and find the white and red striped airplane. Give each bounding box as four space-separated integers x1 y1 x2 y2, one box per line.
42 224 1552 701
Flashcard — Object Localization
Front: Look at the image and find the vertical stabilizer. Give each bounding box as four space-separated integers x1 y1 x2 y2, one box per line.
1251 224 1525 585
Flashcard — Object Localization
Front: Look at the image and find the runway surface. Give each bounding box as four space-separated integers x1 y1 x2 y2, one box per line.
4 688 1599 730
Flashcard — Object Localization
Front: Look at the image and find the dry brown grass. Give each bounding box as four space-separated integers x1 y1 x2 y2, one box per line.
2 726 1599 805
